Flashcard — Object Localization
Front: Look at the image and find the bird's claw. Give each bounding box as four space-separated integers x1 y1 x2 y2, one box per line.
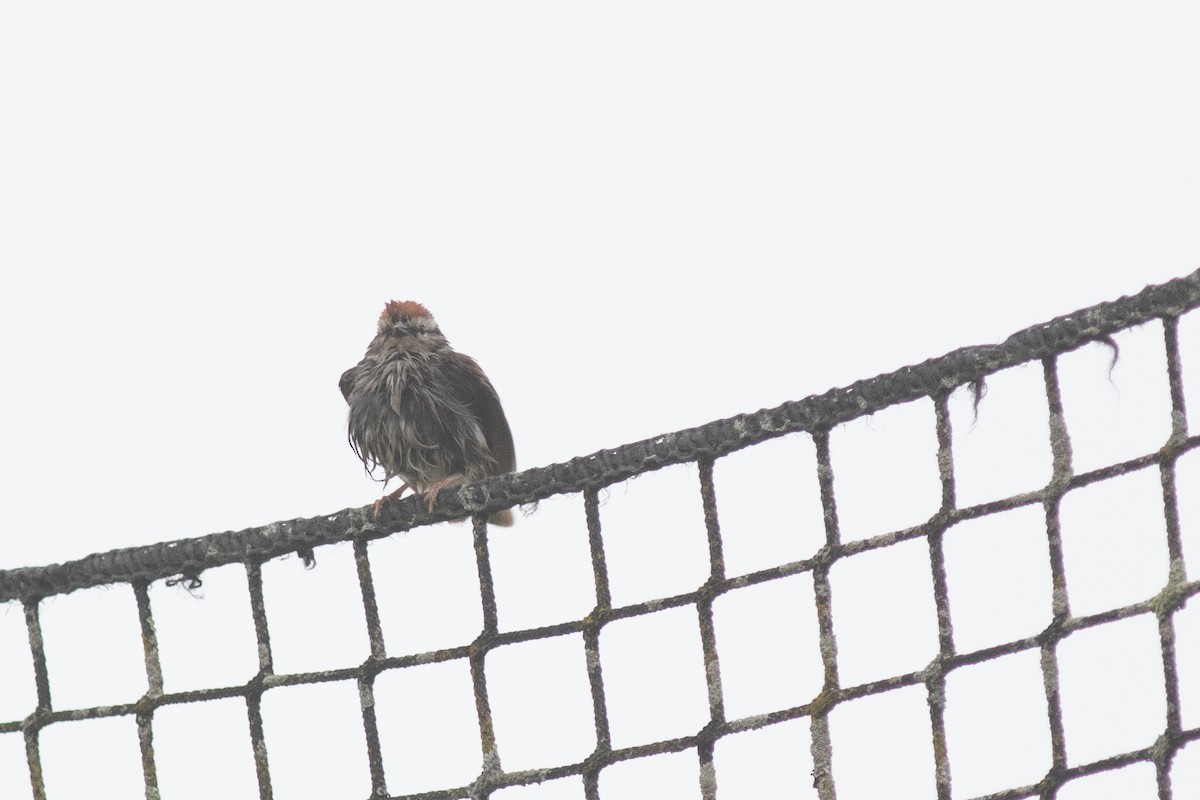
371 482 412 519
422 475 463 515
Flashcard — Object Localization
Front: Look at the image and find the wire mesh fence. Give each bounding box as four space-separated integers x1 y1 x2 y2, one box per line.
3 269 1200 799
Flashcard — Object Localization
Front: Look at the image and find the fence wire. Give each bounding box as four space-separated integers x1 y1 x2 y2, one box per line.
3 269 1200 799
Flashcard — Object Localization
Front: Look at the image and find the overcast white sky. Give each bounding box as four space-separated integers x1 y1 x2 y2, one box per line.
2 3 1200 799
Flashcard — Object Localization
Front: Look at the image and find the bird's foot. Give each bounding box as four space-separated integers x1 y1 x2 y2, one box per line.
371 482 412 519
422 475 464 514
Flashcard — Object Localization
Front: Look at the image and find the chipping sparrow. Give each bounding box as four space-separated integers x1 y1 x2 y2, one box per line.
340 301 516 524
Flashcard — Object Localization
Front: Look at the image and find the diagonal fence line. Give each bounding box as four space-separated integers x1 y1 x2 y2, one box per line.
1 268 1198 800
3 269 1198 605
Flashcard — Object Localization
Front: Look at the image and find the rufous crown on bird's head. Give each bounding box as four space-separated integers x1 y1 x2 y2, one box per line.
377 300 439 335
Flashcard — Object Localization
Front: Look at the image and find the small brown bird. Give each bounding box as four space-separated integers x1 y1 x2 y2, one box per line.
340 301 516 525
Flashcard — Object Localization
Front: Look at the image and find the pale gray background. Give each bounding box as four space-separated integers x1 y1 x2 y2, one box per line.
2 3 1200 798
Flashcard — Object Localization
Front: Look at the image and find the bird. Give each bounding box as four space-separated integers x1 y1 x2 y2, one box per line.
340 301 516 525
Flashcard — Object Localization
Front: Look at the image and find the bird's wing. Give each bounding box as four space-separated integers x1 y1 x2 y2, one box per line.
443 353 517 475
339 366 358 402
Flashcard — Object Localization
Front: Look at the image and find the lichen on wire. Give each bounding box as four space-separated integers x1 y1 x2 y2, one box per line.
2 268 1199 800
